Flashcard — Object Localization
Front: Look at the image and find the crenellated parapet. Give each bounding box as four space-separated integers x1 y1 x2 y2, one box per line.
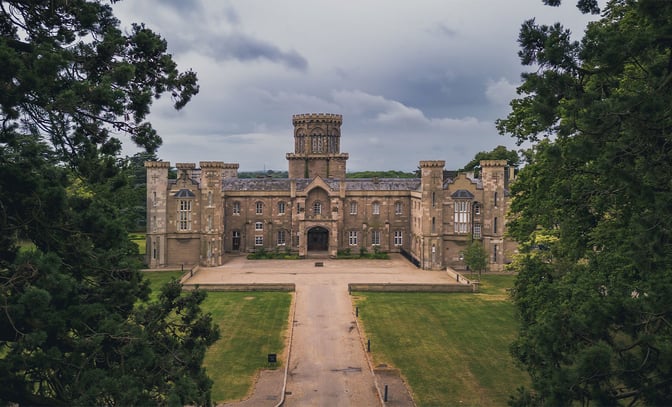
144 161 170 168
419 160 446 168
199 161 225 169
480 160 507 167
292 113 343 125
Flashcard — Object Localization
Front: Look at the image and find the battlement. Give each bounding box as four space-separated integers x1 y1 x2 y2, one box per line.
292 113 343 125
144 161 170 168
480 160 507 167
175 162 196 170
419 160 446 168
199 161 226 169
223 163 240 169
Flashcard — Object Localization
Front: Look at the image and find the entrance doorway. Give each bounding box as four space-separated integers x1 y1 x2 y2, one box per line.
307 227 329 251
232 230 240 251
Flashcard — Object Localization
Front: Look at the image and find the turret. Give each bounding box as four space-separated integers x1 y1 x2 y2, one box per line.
287 113 349 178
145 161 170 267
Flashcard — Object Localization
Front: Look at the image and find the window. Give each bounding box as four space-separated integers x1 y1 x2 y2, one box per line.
233 201 240 215
278 201 285 214
432 217 436 234
152 191 157 207
350 201 358 215
277 230 286 245
432 192 436 208
207 214 213 231
395 201 402 215
152 239 158 259
313 201 322 215
178 200 192 231
494 192 498 207
372 201 380 215
255 222 263 231
454 201 469 234
255 236 264 246
494 217 498 234
208 191 213 206
152 216 157 232
394 230 403 246
493 244 498 262
473 223 482 239
348 231 358 246
371 230 381 246
473 203 480 215
256 201 263 215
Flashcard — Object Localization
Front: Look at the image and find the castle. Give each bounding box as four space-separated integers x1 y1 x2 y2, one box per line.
145 113 516 271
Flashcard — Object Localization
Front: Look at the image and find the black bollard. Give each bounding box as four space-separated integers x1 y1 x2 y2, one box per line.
367 339 371 352
384 384 388 402
356 306 359 317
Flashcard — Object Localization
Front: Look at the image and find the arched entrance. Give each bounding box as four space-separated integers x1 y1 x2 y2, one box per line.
307 226 329 251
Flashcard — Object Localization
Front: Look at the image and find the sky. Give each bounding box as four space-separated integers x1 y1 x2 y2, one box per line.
112 0 601 172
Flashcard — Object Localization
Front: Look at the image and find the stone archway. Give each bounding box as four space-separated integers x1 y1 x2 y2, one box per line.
307 226 329 251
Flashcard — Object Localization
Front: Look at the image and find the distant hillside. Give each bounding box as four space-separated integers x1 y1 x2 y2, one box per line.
238 170 288 179
236 170 417 179
346 170 417 178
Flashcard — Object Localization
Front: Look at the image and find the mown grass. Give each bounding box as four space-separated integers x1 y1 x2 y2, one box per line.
353 273 527 407
142 271 292 404
129 233 146 255
202 292 291 403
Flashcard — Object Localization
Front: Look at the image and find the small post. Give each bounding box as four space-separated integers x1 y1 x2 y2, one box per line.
367 339 371 352
181 263 184 271
384 384 388 402
356 306 359 317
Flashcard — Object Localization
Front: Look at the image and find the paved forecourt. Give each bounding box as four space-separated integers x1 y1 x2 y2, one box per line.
190 254 459 407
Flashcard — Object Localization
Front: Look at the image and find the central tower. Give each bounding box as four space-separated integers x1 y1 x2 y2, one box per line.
286 113 349 178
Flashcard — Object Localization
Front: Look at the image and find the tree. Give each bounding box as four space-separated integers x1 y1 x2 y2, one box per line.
497 1 672 405
459 145 521 176
0 2 219 405
462 238 488 279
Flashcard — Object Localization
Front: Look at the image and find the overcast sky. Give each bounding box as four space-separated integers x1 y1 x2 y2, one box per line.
113 0 600 172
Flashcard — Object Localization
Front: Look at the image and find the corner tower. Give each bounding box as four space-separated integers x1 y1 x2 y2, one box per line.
287 113 349 179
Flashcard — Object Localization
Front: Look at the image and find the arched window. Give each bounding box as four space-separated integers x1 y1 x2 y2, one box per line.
208 191 213 206
313 201 322 215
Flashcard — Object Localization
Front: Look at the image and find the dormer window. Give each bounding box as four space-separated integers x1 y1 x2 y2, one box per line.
313 201 322 215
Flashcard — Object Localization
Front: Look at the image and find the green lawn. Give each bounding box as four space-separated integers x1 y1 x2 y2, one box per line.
202 292 291 403
141 271 292 404
129 233 146 255
353 274 528 407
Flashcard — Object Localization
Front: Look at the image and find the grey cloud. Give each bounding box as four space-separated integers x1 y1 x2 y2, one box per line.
431 22 458 37
157 0 203 14
207 34 308 71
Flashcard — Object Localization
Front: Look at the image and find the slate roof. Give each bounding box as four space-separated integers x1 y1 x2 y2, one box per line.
174 188 196 198
451 189 475 199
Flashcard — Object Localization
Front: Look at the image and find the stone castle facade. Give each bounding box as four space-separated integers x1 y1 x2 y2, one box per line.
145 113 516 271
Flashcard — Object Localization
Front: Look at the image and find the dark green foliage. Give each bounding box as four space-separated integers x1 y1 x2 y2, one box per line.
498 1 672 405
238 170 289 178
459 145 521 176
0 1 219 405
463 238 488 279
346 170 417 178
